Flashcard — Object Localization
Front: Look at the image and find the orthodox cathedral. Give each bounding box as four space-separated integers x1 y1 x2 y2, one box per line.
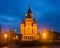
20 5 39 41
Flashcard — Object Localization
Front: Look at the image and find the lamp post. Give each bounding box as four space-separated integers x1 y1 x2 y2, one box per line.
42 32 47 40
4 34 7 43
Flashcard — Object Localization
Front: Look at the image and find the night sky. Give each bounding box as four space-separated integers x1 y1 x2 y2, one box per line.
0 0 60 33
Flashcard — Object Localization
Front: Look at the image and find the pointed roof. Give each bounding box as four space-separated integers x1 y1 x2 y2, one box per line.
33 18 37 23
26 5 32 14
26 5 33 18
21 18 25 24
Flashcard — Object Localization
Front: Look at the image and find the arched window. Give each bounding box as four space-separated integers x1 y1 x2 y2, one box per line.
28 36 29 40
32 36 33 40
26 36 27 39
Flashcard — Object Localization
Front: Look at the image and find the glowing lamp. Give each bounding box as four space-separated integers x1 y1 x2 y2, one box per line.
4 34 7 39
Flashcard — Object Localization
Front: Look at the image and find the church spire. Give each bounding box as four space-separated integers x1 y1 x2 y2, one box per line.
28 4 30 9
26 5 33 18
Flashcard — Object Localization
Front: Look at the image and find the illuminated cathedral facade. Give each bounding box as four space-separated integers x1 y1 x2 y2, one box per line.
20 5 39 41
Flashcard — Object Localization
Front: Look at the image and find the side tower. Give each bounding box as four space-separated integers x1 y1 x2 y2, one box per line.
20 19 25 40
33 18 38 40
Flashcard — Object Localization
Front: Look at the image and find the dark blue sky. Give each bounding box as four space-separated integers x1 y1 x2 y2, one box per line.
0 0 60 33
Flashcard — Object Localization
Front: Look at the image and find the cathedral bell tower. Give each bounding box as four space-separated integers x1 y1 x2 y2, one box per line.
20 5 38 41
25 5 33 35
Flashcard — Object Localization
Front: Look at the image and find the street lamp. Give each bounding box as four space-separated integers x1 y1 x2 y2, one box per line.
15 35 19 40
4 34 7 39
42 32 47 40
4 33 8 42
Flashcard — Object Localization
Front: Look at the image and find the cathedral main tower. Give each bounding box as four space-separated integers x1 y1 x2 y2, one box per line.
20 5 38 41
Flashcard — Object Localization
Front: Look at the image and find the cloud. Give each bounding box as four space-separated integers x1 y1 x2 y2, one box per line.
0 15 20 22
0 16 14 21
5 17 13 21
